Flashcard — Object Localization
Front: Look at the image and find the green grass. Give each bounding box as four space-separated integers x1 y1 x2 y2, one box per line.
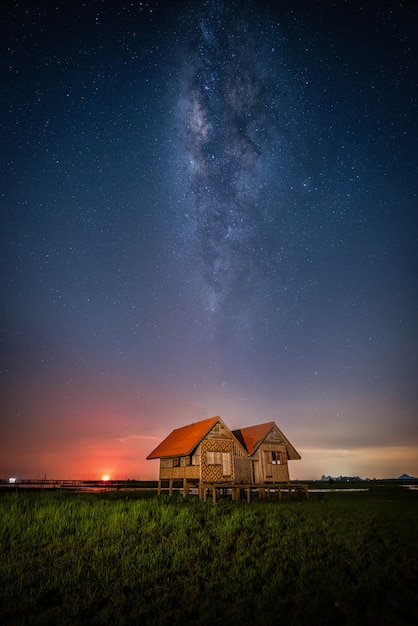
1 485 417 625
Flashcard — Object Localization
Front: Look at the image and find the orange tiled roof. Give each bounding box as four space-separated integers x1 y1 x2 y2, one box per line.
146 416 220 459
233 422 275 455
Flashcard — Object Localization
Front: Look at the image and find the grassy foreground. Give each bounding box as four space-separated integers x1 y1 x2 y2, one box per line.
0 485 417 625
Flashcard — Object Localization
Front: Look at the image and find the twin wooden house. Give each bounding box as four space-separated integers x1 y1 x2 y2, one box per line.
147 416 301 497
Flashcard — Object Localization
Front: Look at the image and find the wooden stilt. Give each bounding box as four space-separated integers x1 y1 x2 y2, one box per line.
154 479 308 502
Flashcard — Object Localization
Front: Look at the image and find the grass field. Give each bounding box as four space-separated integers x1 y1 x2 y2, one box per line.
1 484 417 625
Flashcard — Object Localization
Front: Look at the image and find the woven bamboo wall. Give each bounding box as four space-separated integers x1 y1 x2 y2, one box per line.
233 457 253 483
270 464 290 482
159 466 200 480
232 442 253 483
201 438 232 482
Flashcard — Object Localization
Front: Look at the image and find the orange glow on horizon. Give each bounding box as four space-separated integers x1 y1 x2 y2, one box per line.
2 420 417 481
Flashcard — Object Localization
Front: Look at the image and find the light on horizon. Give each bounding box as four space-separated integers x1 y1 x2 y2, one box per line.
101 474 110 481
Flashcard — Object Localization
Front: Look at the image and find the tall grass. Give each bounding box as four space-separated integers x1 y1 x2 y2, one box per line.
1 486 417 625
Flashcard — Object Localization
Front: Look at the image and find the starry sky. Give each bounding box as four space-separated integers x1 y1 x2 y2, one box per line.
1 0 417 481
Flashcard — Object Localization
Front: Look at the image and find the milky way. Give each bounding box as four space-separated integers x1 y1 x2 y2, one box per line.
170 2 306 333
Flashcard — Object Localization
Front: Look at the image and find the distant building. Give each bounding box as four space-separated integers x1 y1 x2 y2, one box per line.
147 416 301 496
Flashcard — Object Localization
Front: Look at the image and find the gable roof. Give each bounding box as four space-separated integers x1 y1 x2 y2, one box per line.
146 416 220 459
233 421 275 455
233 421 301 460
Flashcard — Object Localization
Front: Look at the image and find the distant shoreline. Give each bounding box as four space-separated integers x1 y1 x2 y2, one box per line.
1 477 416 492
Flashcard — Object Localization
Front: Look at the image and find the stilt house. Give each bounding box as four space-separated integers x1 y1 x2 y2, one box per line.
233 421 301 483
147 416 301 492
146 416 253 493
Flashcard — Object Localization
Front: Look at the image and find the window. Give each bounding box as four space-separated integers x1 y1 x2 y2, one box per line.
206 451 222 465
265 450 282 472
172 457 180 467
222 452 231 477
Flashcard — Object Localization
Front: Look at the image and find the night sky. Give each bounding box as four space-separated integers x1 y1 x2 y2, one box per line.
1 0 417 481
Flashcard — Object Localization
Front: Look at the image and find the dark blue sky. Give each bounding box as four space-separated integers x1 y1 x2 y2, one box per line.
1 0 417 480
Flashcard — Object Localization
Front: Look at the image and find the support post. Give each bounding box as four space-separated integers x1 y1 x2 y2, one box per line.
157 479 161 496
169 478 173 497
